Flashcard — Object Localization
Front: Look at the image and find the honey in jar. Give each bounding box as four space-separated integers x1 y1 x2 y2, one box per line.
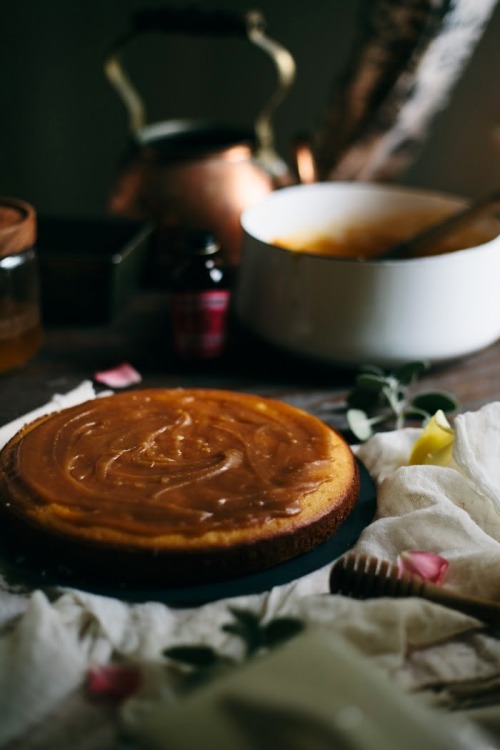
0 199 43 373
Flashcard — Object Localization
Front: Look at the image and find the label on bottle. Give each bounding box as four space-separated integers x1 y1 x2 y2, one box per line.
171 290 231 359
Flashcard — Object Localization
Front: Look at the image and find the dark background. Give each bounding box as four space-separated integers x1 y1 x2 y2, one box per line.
1 0 499 219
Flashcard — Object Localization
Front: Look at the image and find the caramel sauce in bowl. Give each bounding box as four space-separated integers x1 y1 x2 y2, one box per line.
272 212 495 260
236 182 500 367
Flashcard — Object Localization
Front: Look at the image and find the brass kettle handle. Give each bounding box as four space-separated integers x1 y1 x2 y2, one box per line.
104 5 296 174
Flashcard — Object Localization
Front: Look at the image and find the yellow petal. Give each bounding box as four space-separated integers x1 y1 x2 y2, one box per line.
409 410 454 466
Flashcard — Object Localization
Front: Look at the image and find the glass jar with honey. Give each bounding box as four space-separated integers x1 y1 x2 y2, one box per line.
0 198 43 373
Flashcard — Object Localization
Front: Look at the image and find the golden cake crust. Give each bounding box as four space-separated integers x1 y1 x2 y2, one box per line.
0 388 359 585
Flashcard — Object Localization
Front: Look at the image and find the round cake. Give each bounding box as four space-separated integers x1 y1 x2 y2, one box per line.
0 388 359 585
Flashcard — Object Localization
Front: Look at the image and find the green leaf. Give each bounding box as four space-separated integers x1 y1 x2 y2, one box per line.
163 645 226 667
222 622 259 642
359 364 385 376
402 406 432 422
263 618 304 647
411 391 458 414
346 409 374 441
392 361 429 385
356 373 390 392
222 609 261 640
227 607 261 628
223 608 263 655
346 385 382 410
343 361 458 437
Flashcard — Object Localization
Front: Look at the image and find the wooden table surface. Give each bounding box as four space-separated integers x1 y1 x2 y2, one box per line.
2 290 500 432
3 289 500 750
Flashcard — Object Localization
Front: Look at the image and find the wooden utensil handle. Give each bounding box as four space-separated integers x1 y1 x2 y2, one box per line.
422 580 500 625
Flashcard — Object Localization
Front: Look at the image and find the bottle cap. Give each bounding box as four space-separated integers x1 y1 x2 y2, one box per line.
0 198 37 258
185 230 219 256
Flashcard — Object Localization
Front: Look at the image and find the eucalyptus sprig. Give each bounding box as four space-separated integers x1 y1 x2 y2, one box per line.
163 606 304 691
346 361 457 441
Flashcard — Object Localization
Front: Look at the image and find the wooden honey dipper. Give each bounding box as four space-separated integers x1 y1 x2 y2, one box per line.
329 553 500 625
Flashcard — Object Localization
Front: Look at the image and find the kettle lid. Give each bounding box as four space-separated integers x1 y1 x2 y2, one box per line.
133 119 256 162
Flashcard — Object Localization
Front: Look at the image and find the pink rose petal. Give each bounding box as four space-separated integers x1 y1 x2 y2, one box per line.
87 664 142 701
93 363 142 389
397 550 449 585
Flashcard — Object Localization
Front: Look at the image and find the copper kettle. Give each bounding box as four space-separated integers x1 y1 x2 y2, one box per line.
104 5 296 279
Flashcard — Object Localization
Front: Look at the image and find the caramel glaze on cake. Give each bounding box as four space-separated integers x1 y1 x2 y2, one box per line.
0 388 360 585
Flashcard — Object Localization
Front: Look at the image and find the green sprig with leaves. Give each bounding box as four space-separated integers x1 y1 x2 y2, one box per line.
163 606 304 691
346 361 457 441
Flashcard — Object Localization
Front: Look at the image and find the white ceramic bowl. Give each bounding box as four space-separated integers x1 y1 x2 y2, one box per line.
235 182 500 368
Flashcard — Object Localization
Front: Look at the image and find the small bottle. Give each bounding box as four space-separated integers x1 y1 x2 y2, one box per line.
170 231 231 361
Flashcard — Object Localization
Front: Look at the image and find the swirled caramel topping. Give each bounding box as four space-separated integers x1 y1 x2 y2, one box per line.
14 389 336 538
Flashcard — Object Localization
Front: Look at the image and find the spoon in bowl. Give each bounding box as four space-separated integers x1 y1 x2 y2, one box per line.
379 187 500 261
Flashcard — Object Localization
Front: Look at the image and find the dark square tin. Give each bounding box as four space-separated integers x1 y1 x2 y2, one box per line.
37 216 152 324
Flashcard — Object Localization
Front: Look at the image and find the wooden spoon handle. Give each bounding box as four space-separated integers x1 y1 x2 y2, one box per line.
381 187 500 260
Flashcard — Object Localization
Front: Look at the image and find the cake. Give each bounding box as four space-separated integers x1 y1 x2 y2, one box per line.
0 388 359 585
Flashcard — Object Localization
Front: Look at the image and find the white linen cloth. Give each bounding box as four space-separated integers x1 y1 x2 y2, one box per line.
1 384 500 747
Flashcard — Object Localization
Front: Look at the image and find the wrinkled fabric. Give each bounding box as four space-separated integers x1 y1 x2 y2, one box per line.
2 389 500 747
